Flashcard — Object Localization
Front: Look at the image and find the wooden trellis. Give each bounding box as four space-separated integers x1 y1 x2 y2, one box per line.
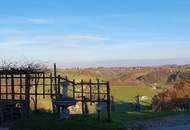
0 69 111 121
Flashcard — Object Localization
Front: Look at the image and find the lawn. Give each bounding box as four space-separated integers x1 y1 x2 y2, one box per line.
11 111 190 130
28 85 157 112
111 86 157 104
11 112 125 130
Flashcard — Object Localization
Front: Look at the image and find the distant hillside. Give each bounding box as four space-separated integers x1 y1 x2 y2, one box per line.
152 70 190 111
57 65 190 87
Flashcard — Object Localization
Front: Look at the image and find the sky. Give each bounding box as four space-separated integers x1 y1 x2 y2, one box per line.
0 0 190 67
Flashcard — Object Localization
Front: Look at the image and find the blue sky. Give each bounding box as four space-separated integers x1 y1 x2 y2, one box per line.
0 0 190 67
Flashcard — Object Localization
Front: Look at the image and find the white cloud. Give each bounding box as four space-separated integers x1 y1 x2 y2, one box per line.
0 17 54 25
31 35 108 43
26 18 53 24
0 29 38 35
0 35 108 50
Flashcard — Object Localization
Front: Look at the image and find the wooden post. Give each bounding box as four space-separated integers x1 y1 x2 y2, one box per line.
34 74 38 111
81 80 84 115
20 74 23 101
50 73 53 99
25 74 30 118
57 75 61 114
63 76 68 97
5 74 8 99
11 74 15 100
97 79 100 104
73 80 75 99
106 81 111 121
97 79 100 121
89 79 92 104
0 75 1 100
43 73 45 99
58 75 61 97
54 63 57 96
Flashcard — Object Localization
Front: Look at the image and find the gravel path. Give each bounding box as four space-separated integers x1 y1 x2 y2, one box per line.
149 124 190 130
127 114 190 130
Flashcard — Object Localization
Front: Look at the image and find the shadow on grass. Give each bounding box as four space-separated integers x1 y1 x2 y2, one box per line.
11 111 125 130
10 104 190 130
98 101 151 112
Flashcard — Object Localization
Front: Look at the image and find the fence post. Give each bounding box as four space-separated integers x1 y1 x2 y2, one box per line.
0 75 1 100
58 75 61 97
50 73 53 99
57 75 61 114
81 80 84 115
20 74 23 101
54 63 57 97
106 81 111 121
89 79 92 105
25 74 30 118
34 74 38 111
11 74 15 100
43 73 45 99
73 79 75 99
5 74 8 99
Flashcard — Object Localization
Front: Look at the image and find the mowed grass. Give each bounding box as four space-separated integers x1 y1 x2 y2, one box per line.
29 85 157 111
11 111 190 130
111 86 157 104
12 112 125 130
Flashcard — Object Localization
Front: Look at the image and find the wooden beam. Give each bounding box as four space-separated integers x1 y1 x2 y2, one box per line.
0 75 1 100
43 73 45 99
20 74 23 101
72 79 75 99
34 74 38 111
54 63 57 95
106 81 111 121
97 79 100 105
89 79 92 104
5 74 8 99
81 80 84 115
50 73 53 99
11 74 15 100
25 74 30 118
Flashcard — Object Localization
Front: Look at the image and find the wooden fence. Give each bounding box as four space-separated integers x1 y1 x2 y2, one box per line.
0 72 111 121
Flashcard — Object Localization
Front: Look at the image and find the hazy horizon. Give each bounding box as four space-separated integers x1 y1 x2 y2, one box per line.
54 58 190 68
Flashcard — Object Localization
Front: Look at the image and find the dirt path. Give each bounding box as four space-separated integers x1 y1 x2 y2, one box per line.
127 114 190 130
149 124 190 130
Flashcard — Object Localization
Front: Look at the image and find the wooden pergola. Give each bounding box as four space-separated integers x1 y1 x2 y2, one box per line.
0 64 111 124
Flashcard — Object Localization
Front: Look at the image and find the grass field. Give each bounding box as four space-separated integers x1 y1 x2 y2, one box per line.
111 86 157 104
29 85 157 112
11 111 190 130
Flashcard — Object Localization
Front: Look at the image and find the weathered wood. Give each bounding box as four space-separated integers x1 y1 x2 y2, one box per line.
97 79 100 105
57 75 61 114
54 63 57 95
50 73 53 99
89 79 92 104
0 72 111 121
34 74 38 111
0 75 1 100
11 74 15 100
5 74 8 99
43 73 45 99
25 74 30 118
81 80 84 115
19 74 22 101
73 79 75 99
58 75 61 97
106 81 111 121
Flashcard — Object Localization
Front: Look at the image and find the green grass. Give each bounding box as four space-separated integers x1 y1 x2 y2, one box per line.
111 86 157 104
11 111 190 130
12 112 124 130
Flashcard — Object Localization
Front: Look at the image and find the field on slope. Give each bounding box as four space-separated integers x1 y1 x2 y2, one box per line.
111 86 157 103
